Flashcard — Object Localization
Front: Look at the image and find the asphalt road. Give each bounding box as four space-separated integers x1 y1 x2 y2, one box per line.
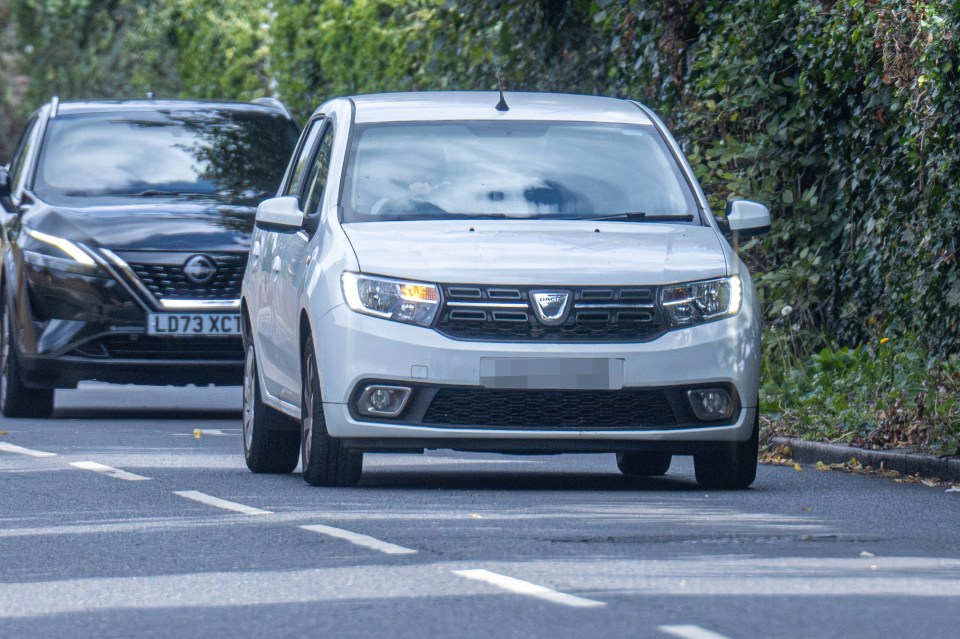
1 384 958 639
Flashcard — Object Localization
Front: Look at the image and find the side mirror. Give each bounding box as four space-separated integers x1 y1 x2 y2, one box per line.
255 196 304 230
0 166 11 199
725 199 770 238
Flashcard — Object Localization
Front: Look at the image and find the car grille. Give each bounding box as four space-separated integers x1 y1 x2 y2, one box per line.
434 284 667 342
119 252 247 301
421 388 680 429
69 335 243 361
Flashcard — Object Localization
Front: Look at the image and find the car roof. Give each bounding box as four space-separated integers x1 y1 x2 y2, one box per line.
345 91 653 125
52 99 292 119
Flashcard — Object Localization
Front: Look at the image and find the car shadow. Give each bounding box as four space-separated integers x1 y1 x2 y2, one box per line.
51 407 242 420
356 468 702 492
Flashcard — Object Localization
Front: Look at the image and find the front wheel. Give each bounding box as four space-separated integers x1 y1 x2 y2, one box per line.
1 297 54 418
242 341 300 473
301 336 363 487
693 409 759 490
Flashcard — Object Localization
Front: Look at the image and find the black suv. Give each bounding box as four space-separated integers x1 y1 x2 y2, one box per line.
0 98 299 417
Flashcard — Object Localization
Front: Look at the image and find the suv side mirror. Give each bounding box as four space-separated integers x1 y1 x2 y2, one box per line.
724 200 770 239
0 165 11 199
255 196 305 230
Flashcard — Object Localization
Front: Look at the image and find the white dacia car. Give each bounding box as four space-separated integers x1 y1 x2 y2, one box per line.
241 91 771 489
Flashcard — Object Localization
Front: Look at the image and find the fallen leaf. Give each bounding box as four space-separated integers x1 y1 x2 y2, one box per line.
0 431 7 436
816 461 828 471
193 429 203 439
470 513 483 519
793 463 802 472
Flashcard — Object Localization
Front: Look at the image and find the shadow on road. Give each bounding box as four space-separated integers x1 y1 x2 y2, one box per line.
357 469 702 492
51 407 242 420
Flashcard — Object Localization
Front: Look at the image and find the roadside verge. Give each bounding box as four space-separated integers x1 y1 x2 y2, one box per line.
769 437 960 484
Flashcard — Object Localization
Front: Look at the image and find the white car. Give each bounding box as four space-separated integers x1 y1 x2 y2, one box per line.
241 91 771 489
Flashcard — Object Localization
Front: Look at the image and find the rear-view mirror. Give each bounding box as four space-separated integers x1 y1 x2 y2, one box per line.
724 200 770 238
0 166 11 199
255 196 305 230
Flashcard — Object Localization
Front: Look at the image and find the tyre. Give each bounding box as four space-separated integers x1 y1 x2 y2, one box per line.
616 451 672 476
242 340 300 473
693 409 759 490
0 297 54 418
301 336 362 487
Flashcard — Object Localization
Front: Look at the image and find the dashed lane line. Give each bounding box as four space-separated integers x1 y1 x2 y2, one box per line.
300 524 417 555
452 568 606 608
173 490 272 515
659 625 734 639
69 461 151 481
0 442 57 458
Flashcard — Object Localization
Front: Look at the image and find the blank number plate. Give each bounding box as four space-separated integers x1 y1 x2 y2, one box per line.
147 313 242 336
480 358 624 390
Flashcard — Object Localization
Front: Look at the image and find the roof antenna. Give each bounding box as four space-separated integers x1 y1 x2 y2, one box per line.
494 61 509 112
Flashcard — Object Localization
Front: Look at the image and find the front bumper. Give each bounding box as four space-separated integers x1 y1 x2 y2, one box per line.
313 303 761 443
13 256 243 389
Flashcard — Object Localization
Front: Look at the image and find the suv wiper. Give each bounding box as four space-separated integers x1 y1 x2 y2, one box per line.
586 212 695 222
129 189 212 198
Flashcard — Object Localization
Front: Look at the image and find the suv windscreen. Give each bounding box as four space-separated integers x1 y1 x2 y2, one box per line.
33 109 299 206
342 121 698 222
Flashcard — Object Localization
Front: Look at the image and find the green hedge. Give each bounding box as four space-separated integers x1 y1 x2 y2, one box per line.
7 0 960 355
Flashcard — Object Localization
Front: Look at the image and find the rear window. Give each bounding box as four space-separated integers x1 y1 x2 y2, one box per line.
33 109 299 206
341 121 698 222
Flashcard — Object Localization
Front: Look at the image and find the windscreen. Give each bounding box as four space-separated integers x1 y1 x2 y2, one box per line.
342 121 698 222
33 109 299 206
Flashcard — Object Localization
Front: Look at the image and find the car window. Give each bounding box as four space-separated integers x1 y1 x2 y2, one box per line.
342 121 697 222
284 118 324 198
7 115 40 200
32 109 299 207
301 123 334 216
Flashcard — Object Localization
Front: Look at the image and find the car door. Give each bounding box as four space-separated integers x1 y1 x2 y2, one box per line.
255 117 325 402
1 114 42 280
268 119 336 406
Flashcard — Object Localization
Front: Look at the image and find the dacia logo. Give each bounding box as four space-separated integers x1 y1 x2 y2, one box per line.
531 291 571 326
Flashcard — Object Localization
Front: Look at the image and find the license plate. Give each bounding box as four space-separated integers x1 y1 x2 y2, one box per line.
480 358 624 390
147 313 242 336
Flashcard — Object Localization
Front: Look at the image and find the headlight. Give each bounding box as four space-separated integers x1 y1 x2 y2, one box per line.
20 227 102 275
341 272 440 327
661 276 741 327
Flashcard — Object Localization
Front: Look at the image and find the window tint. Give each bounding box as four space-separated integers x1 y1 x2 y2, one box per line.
33 109 299 206
8 115 40 198
302 124 334 216
342 121 697 222
284 118 324 198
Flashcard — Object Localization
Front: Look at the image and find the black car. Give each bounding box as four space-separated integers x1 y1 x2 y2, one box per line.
0 98 300 417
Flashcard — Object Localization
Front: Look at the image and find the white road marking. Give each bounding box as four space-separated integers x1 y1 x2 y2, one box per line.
173 490 272 515
659 625 734 639
0 442 57 458
300 524 417 555
69 461 151 481
452 568 606 608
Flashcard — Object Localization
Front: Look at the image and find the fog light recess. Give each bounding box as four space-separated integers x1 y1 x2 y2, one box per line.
687 388 735 421
357 385 412 417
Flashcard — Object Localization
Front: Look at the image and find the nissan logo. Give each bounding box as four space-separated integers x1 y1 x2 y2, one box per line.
183 255 216 284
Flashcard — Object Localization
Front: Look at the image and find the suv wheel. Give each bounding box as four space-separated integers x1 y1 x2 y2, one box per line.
693 409 759 490
0 298 54 418
301 336 362 487
242 340 299 473
616 451 671 476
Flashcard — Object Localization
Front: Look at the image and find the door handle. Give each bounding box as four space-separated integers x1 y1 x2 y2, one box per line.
251 240 261 264
271 256 281 278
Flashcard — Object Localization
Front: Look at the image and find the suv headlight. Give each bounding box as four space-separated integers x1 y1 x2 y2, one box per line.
341 272 440 327
21 227 102 275
661 276 741 327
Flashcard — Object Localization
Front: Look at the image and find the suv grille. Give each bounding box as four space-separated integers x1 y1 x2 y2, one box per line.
421 388 679 429
119 252 247 301
435 285 667 342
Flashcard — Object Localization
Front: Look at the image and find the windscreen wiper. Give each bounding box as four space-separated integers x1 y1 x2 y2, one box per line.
129 189 211 198
585 212 695 222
